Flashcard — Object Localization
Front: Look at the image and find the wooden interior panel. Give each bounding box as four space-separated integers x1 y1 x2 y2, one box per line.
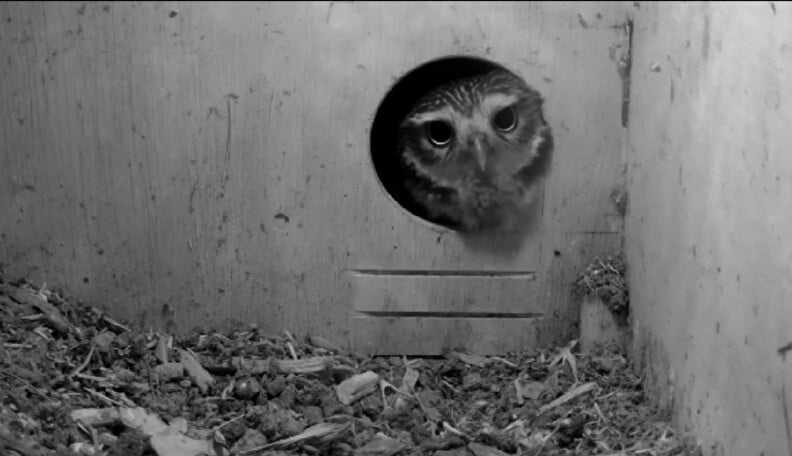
626 2 792 454
0 2 629 353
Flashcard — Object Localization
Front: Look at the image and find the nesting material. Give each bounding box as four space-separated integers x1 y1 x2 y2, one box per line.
0 269 700 456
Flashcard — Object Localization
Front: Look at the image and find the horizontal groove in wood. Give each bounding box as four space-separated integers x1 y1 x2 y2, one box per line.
351 316 571 356
349 269 538 279
350 272 543 314
354 311 544 319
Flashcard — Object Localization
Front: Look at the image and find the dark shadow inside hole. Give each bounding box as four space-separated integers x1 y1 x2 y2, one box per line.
370 56 507 231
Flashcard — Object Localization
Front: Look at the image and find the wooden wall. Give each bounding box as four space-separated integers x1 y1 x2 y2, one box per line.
626 2 792 455
0 2 629 354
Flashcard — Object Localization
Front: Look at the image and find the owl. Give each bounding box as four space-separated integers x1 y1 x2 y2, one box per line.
395 69 553 233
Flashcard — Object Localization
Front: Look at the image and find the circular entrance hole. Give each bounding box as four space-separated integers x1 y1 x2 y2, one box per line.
369 56 552 233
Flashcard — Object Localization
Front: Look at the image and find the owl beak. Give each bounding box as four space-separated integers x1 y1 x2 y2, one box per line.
472 136 487 171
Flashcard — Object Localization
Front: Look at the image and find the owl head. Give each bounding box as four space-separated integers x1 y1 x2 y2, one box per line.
395 68 553 232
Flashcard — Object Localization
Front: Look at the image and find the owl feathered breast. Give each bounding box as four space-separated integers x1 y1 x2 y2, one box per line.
395 69 553 233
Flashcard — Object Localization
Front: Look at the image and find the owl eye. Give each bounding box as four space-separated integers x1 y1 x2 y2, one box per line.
425 121 454 147
492 106 518 132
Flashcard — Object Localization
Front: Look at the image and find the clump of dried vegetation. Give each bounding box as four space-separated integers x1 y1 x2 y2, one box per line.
573 252 630 316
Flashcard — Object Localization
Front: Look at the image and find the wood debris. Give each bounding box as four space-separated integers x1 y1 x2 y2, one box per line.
178 348 216 394
336 371 380 405
0 269 702 456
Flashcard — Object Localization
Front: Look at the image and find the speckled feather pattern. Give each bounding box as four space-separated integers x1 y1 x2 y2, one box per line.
395 69 553 233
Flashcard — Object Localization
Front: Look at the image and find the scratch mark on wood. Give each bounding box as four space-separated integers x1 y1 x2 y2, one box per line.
188 179 198 214
218 96 234 199
779 341 792 360
578 13 589 28
349 269 537 279
618 18 634 127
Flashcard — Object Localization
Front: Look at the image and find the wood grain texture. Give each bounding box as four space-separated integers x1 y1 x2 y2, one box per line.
350 271 541 315
579 296 628 354
0 2 628 353
626 2 792 455
351 316 573 356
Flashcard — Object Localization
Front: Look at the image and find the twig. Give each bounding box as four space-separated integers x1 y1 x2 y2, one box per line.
240 422 349 455
32 327 52 341
594 402 608 423
102 315 131 333
539 382 598 415
70 344 96 378
287 341 298 360
441 380 459 394
85 388 125 407
3 343 34 349
75 373 108 383
490 356 518 368
213 413 246 431
515 378 524 405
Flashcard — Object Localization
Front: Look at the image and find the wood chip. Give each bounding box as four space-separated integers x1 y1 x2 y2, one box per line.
155 335 170 364
154 362 185 381
241 422 348 454
337 371 379 405
150 432 216 456
178 349 215 394
0 285 70 335
102 315 131 333
70 407 122 428
276 356 337 374
514 378 524 405
455 352 490 368
119 406 169 436
231 356 272 374
539 382 598 415
309 335 343 353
